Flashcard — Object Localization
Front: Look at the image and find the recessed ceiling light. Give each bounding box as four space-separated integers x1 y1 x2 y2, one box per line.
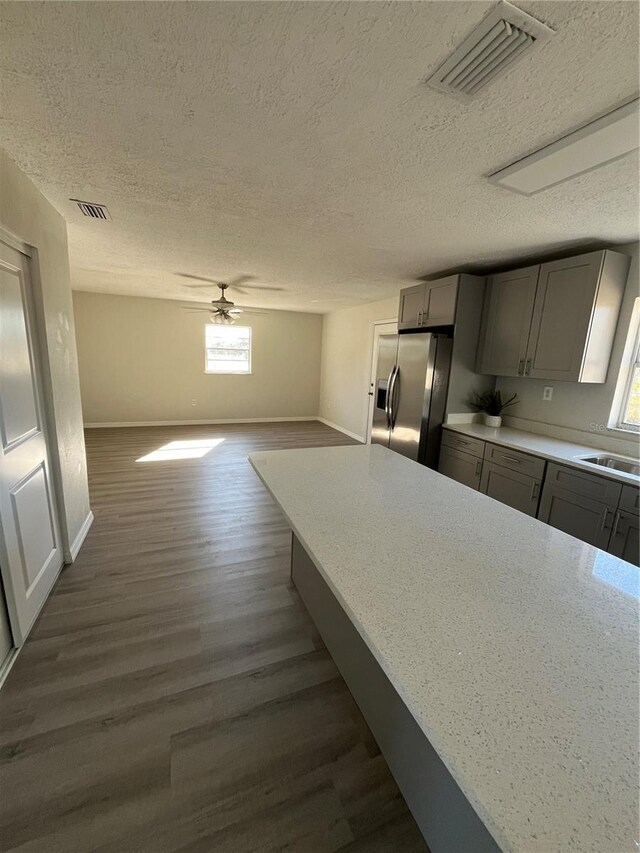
488 99 639 195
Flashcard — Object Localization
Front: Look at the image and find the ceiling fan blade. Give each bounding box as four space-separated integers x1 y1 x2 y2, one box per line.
180 306 212 312
183 283 220 289
176 273 220 284
226 275 255 288
234 284 284 293
242 309 270 315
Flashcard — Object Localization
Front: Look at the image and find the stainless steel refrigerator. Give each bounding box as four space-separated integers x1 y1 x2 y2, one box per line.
370 332 452 468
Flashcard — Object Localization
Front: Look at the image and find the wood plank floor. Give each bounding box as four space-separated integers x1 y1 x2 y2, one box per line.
0 422 429 852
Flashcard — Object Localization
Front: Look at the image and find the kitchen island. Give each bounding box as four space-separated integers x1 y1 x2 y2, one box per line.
249 444 639 853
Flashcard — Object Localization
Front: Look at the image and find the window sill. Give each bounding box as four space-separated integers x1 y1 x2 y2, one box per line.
205 371 253 375
605 424 640 437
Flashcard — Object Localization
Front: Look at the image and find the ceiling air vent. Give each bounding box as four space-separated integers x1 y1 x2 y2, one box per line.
427 1 554 98
71 199 112 221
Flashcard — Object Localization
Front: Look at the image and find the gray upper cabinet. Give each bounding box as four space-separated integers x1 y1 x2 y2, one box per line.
398 284 424 331
476 266 539 377
476 249 630 382
397 277 458 331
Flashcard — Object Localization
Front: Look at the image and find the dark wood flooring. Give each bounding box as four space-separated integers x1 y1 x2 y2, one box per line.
0 422 428 852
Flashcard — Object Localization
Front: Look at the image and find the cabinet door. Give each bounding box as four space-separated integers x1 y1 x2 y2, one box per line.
525 252 604 381
537 484 616 549
438 446 482 490
423 278 457 326
398 284 425 331
479 461 541 516
607 511 640 567
476 266 539 376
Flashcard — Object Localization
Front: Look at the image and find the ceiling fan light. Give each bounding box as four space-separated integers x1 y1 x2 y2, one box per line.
212 312 235 325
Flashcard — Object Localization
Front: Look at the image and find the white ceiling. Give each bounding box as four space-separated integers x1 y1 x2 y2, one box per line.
0 1 638 313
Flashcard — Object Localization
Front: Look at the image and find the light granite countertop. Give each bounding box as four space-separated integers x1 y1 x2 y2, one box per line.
249 444 639 853
443 422 639 486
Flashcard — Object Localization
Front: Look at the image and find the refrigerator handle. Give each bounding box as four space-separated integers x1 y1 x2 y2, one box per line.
389 366 400 429
385 366 395 429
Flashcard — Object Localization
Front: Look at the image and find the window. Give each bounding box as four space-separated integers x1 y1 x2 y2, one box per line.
611 298 640 432
205 325 252 374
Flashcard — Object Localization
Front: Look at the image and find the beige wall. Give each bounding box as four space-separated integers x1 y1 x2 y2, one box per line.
319 296 398 440
0 149 91 555
497 242 639 455
73 291 322 424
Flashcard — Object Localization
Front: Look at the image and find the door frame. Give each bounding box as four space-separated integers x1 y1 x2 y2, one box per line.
0 228 67 667
366 319 397 443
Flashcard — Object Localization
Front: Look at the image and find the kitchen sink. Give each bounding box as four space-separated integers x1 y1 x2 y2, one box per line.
579 454 640 477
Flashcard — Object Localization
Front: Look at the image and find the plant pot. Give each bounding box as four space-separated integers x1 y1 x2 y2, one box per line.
484 414 502 428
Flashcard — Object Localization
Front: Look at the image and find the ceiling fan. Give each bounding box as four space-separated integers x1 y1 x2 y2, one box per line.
180 277 274 324
178 272 284 295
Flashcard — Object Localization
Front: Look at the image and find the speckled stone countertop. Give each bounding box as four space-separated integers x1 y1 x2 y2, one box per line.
444 422 639 486
249 444 639 853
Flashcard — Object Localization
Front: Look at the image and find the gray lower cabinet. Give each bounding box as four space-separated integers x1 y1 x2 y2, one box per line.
607 511 640 565
607 485 640 566
438 445 482 490
537 463 622 551
479 461 541 517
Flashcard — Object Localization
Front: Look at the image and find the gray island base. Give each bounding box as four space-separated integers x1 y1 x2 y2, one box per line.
249 444 639 853
291 533 500 852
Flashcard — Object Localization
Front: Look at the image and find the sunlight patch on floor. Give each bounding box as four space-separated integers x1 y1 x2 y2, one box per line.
136 438 225 462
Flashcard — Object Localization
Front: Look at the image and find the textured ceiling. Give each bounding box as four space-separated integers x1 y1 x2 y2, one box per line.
0 1 638 313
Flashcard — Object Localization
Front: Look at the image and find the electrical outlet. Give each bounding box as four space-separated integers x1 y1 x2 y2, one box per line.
543 387 553 401
191 399 197 407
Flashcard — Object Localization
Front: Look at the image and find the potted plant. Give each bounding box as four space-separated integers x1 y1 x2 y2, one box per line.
470 389 519 428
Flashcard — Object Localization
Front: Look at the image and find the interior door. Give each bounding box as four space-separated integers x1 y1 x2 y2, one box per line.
0 582 13 676
0 241 63 645
370 334 398 448
388 334 435 462
367 322 397 442
476 266 539 376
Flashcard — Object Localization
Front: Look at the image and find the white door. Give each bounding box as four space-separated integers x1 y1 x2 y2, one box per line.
0 241 63 646
367 321 397 443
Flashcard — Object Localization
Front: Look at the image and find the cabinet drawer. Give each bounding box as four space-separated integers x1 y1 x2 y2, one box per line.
483 443 545 479
545 463 622 505
619 484 640 515
441 430 485 459
438 446 483 491
480 461 541 517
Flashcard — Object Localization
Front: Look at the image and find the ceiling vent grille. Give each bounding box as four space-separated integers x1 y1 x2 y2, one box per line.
71 199 111 221
427 1 554 98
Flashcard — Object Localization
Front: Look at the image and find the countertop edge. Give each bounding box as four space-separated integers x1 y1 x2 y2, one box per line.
442 424 639 486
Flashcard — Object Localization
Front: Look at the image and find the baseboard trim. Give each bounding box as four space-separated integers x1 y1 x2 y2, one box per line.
84 416 320 428
66 511 94 562
317 417 366 443
0 647 20 691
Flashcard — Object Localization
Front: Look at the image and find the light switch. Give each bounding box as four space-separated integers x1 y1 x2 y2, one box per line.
543 387 553 401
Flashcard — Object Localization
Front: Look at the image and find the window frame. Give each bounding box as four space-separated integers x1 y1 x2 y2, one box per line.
611 298 640 433
204 324 252 375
